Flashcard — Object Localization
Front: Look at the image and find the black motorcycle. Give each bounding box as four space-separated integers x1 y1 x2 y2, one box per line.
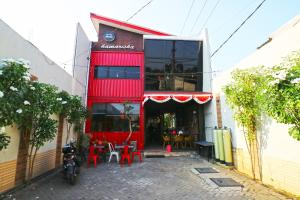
62 141 80 185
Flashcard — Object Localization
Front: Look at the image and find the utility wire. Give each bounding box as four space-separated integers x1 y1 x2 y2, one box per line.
190 0 208 33
197 0 222 35
180 0 196 35
126 0 154 22
210 0 259 37
211 0 267 57
62 1 154 66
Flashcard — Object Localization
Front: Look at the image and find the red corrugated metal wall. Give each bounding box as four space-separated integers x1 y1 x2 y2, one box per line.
88 51 144 98
87 51 144 150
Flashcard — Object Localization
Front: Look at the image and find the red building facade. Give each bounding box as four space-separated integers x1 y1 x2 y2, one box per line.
86 13 212 150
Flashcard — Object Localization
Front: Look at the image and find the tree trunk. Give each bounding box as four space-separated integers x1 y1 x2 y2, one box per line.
55 115 64 167
249 141 256 180
66 122 72 144
255 134 262 181
30 148 39 181
242 126 255 179
15 128 31 185
27 143 35 182
125 119 133 143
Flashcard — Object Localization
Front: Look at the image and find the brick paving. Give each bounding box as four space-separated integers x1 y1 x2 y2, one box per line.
1 153 293 200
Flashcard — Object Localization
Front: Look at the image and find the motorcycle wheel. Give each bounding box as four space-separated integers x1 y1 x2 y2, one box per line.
68 173 76 185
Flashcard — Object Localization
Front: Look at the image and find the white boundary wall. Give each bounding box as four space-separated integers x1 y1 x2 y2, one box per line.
210 15 300 196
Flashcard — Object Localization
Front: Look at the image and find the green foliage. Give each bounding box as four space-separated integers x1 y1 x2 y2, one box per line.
0 59 30 150
261 52 300 140
0 59 88 152
30 117 57 149
0 132 10 151
57 91 88 143
57 91 88 129
223 67 265 180
0 58 89 182
223 67 265 140
15 82 59 130
0 59 30 128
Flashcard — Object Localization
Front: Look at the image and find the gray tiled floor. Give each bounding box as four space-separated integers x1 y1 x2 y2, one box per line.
1 155 292 200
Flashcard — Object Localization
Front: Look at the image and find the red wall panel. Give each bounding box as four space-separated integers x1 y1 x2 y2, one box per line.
85 98 144 150
87 51 145 149
88 51 144 98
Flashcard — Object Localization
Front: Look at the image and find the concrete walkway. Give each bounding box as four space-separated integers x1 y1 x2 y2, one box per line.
1 153 293 200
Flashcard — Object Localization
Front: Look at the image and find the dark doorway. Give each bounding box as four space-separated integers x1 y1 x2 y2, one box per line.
144 100 203 148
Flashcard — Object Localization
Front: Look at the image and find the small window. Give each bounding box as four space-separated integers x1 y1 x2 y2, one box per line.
95 67 108 78
109 67 125 78
126 67 140 79
94 66 140 79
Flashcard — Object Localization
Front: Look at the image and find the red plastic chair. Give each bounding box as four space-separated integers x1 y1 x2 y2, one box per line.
120 145 131 166
87 145 99 168
130 141 142 162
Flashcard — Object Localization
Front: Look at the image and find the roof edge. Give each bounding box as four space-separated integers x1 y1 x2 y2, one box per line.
90 13 172 36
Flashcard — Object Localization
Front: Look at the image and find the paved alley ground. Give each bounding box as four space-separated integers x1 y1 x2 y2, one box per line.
1 154 293 200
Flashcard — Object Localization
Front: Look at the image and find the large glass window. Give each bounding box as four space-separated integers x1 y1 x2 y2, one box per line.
91 103 140 132
94 66 140 79
144 39 203 91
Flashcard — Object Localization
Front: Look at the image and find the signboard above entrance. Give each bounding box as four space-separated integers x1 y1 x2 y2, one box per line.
92 24 143 52
100 44 134 49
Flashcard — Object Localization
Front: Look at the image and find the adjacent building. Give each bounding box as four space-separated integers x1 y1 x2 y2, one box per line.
209 14 300 196
0 19 85 193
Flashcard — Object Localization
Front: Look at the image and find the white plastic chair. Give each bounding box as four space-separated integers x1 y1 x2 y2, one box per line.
108 142 120 163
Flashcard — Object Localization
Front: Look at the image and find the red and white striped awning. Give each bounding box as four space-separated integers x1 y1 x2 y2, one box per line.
143 93 213 105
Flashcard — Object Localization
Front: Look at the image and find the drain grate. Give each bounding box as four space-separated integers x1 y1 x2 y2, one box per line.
145 155 165 158
194 167 219 173
210 178 243 187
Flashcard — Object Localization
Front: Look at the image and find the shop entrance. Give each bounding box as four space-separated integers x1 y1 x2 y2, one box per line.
144 100 203 148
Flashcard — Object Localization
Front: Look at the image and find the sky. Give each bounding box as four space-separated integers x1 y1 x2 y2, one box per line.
1 0 300 75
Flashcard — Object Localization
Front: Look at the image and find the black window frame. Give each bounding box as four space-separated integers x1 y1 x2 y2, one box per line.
94 66 140 79
144 39 203 92
91 103 140 132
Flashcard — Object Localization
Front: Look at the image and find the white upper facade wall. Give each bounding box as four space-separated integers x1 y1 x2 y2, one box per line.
0 19 74 94
72 23 91 104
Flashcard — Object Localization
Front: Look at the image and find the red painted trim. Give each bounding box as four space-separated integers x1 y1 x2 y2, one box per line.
144 91 213 95
91 50 144 55
90 13 171 36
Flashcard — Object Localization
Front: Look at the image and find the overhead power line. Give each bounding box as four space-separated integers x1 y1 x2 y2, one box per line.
211 0 267 57
190 0 208 33
210 0 259 37
197 0 222 35
126 0 154 22
180 0 196 34
62 1 154 67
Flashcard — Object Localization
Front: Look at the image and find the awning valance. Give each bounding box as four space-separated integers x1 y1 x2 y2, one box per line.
143 93 212 105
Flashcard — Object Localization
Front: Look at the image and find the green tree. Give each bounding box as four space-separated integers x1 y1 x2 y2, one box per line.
223 67 264 180
0 59 31 150
261 52 300 140
18 82 59 181
0 128 10 151
0 59 59 181
57 92 88 144
0 58 88 182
